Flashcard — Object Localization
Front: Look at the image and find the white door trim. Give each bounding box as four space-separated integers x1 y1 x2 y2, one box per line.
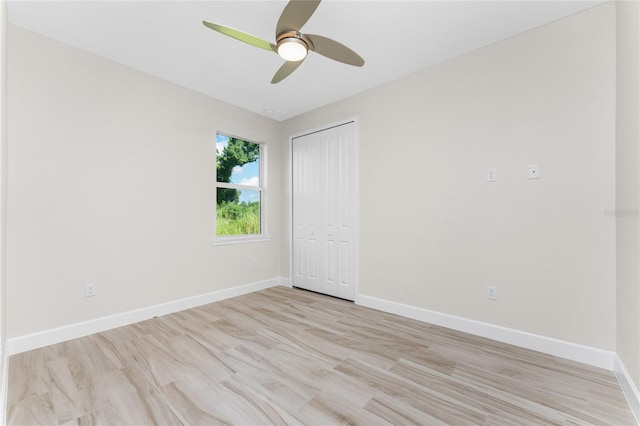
288 117 360 302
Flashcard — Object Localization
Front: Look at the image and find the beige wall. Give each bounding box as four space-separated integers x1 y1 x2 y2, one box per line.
616 0 640 388
5 3 622 355
281 4 617 350
6 25 285 338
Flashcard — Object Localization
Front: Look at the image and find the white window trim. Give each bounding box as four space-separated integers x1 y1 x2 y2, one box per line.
212 135 268 245
212 234 271 246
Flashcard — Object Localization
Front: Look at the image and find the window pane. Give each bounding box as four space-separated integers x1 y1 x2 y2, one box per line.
216 135 260 186
216 189 260 236
231 159 259 186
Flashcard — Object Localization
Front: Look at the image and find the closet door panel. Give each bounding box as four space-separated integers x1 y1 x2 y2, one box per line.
292 122 356 300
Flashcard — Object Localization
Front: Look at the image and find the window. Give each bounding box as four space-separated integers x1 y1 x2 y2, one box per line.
215 133 265 242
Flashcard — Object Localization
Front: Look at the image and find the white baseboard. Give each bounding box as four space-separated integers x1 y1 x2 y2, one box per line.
614 354 640 424
6 277 289 356
357 294 616 371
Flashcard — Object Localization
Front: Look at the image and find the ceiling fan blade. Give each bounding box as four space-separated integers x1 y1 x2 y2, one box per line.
271 59 306 84
203 21 276 52
276 0 321 38
305 34 364 67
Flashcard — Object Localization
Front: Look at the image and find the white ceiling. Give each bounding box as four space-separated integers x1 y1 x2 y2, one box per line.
8 0 602 121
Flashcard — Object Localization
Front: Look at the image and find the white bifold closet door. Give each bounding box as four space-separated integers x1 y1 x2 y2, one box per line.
292 121 356 301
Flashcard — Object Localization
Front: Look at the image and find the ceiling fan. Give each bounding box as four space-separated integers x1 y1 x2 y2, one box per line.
203 0 365 84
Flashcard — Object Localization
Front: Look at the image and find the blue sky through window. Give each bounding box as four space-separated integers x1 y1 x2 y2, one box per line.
216 134 260 204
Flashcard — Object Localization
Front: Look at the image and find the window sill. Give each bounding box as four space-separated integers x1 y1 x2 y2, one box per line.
211 235 272 246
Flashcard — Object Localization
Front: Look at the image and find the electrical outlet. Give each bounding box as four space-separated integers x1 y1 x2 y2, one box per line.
486 168 496 182
85 283 96 297
486 286 497 300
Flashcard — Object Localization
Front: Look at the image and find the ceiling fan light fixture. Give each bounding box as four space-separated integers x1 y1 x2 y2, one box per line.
277 37 308 62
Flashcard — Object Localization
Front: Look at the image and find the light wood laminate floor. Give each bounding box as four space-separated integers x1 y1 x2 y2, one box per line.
7 286 637 425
